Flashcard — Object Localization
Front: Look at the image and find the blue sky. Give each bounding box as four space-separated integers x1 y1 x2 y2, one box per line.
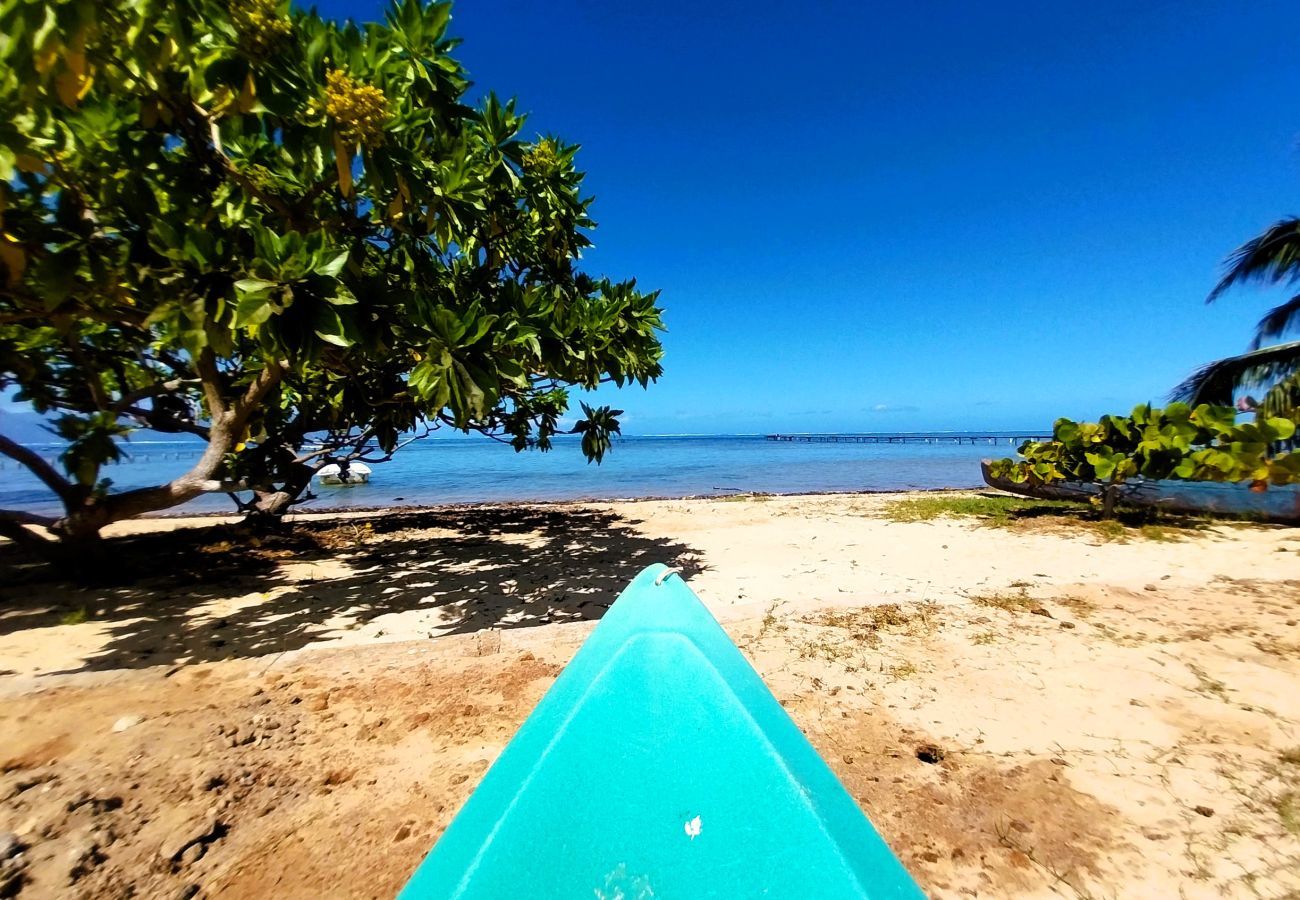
411 0 1300 434
384 0 1300 435
10 1 1298 437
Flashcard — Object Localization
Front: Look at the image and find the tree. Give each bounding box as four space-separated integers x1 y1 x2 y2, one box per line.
0 0 664 552
1173 218 1300 416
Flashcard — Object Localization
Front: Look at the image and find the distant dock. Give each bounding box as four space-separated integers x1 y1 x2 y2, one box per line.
765 432 1051 445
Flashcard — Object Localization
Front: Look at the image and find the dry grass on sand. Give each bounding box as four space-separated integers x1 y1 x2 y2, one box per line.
1 491 1299 898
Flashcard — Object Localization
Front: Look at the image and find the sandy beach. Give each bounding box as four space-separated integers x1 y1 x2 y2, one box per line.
1 491 1299 898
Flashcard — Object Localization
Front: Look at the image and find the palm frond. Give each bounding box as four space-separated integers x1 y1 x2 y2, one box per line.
1259 369 1300 419
1170 340 1300 406
1207 217 1300 302
1250 293 1300 348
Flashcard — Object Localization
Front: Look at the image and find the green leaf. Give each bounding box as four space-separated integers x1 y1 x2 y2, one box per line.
234 292 275 327
326 283 358 306
1262 417 1297 442
316 250 350 278
234 277 278 295
1192 404 1237 433
1104 415 1132 440
1053 419 1080 445
1164 401 1192 424
313 305 354 347
1086 452 1117 481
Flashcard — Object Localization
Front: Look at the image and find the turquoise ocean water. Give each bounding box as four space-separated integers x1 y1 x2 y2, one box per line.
1 434 1034 517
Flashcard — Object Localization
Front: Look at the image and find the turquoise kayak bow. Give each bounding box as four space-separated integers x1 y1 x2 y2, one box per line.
401 563 923 899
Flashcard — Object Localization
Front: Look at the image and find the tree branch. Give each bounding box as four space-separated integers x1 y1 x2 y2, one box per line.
291 428 375 466
112 377 201 414
94 362 285 523
0 515 56 549
0 300 150 329
351 425 432 463
178 100 303 226
0 434 75 503
0 508 58 528
63 335 111 411
119 406 211 440
193 349 228 417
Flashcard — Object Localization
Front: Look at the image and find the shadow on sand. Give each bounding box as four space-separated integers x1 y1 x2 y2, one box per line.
0 505 707 675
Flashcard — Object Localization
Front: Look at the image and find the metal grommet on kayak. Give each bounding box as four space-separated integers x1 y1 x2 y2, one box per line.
653 566 680 586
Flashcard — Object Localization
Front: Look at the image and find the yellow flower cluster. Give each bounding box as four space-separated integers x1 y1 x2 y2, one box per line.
230 0 291 56
324 68 390 148
522 138 561 175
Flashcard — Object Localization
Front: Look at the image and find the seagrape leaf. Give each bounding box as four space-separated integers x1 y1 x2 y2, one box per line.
1261 417 1297 442
1164 401 1192 424
1193 404 1237 433
1053 419 1080 445
1086 452 1117 481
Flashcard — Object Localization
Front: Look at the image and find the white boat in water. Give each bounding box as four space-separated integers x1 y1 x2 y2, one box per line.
316 462 371 485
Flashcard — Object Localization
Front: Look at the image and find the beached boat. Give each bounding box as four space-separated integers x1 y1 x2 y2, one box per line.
981 460 1300 524
315 462 371 485
401 564 923 899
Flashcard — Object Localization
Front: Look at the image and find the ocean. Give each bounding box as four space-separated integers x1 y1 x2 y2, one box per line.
1 433 1035 517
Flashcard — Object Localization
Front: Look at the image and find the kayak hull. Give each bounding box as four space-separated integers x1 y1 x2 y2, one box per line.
400 564 923 899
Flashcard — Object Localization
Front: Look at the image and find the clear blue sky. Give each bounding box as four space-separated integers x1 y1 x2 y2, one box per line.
307 3 1300 432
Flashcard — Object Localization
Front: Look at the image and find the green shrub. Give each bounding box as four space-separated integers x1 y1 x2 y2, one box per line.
989 403 1299 503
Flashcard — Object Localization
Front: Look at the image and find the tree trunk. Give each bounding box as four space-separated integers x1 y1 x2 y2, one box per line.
242 462 316 529
1100 482 1118 520
53 503 113 544
52 528 110 572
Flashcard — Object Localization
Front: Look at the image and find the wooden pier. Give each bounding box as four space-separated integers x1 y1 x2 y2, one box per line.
765 433 1051 446
0 447 207 470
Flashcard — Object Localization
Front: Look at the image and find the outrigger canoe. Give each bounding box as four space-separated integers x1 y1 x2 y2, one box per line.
401 564 923 899
981 460 1300 524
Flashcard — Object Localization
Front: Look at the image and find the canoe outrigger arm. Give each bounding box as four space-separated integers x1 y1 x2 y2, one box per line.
401 564 924 899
